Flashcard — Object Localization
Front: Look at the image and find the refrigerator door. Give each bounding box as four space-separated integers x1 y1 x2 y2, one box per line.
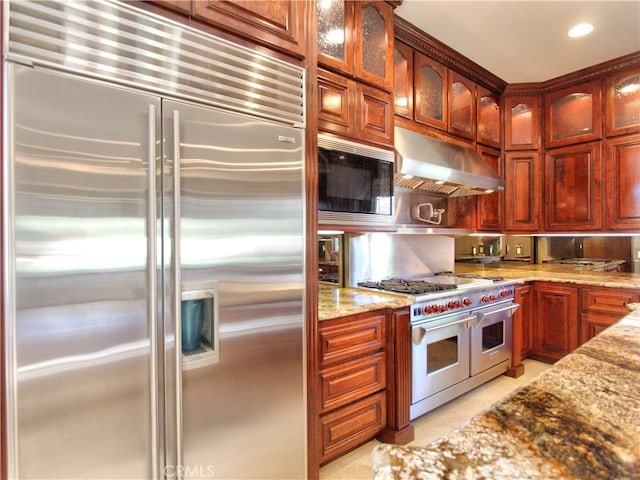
162 100 306 479
4 64 162 478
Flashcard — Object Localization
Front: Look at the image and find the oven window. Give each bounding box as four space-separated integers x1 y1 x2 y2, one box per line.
427 336 458 373
482 322 504 351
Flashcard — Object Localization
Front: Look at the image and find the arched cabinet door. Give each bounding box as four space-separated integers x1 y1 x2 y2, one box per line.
353 1 394 91
477 87 501 148
504 95 541 151
448 71 476 140
414 51 448 131
605 69 640 137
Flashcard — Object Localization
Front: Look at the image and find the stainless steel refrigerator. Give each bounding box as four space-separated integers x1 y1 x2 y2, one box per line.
3 60 306 479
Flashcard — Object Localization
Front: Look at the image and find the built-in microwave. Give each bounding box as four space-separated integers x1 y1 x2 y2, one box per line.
318 133 394 227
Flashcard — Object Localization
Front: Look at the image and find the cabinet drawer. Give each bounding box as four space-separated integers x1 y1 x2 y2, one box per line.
580 312 619 344
581 288 639 316
320 352 386 413
319 312 386 366
319 392 386 464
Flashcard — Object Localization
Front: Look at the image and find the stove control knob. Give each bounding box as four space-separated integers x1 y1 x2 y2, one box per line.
481 296 488 304
500 289 511 298
490 294 497 301
448 301 457 309
439 305 447 312
463 297 472 306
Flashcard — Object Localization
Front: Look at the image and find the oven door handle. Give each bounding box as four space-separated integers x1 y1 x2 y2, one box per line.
413 315 476 345
473 303 520 327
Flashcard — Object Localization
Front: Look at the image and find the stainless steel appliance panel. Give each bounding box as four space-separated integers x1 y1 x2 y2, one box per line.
6 64 160 478
163 100 306 479
411 313 471 402
470 303 514 376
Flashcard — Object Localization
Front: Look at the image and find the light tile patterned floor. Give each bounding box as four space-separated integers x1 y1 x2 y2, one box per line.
319 359 551 480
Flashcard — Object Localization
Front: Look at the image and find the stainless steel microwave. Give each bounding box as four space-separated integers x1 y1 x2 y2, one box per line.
318 133 394 227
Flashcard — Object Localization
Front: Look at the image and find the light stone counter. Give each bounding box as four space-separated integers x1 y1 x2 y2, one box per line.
318 286 412 321
372 308 640 479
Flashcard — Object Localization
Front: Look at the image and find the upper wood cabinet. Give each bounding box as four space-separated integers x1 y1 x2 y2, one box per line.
149 0 191 14
504 151 541 232
544 80 602 148
504 95 541 150
317 0 394 91
414 51 448 130
476 146 503 231
393 40 414 119
318 68 393 146
544 141 602 231
605 68 640 137
604 133 640 230
449 71 476 141
192 0 306 57
477 87 501 148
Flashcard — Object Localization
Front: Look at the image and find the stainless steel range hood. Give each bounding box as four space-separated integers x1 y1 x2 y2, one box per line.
394 127 504 197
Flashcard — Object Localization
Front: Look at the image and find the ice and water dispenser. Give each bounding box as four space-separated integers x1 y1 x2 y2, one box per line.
181 282 219 370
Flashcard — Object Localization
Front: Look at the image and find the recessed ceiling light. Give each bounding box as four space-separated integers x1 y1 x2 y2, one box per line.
568 23 594 38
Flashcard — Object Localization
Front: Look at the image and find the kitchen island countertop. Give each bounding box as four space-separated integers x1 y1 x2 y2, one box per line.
372 307 640 479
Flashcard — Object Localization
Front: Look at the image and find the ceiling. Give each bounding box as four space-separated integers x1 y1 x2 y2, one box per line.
394 1 640 84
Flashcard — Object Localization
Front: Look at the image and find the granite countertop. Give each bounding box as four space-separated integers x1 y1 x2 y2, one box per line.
318 286 412 321
372 308 640 480
319 265 640 321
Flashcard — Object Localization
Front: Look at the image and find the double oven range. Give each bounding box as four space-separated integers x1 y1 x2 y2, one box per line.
359 274 518 420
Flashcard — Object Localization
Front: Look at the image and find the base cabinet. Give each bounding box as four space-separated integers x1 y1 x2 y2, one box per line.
580 287 640 344
317 310 387 465
510 283 534 374
531 282 579 363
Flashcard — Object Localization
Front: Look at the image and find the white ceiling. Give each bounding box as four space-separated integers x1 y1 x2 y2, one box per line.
394 1 640 84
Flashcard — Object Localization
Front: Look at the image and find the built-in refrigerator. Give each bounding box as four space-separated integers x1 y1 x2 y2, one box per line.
2 2 306 478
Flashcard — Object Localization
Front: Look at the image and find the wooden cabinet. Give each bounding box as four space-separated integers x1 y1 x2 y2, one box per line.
544 80 602 148
503 151 541 232
604 133 640 230
504 95 541 150
413 51 448 130
317 0 394 91
476 146 503 231
317 68 393 146
192 0 306 57
605 68 640 137
580 287 640 344
477 87 501 148
148 0 191 14
317 310 387 464
393 40 414 119
532 282 579 363
449 71 476 140
544 141 602 231
509 283 533 376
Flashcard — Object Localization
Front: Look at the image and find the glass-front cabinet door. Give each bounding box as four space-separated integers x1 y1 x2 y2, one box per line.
504 95 541 150
393 40 413 119
477 87 501 148
605 69 640 137
449 72 476 140
354 0 394 91
317 0 354 74
414 51 447 130
545 80 602 148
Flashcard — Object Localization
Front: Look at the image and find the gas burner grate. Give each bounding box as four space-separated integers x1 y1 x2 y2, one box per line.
358 278 457 295
434 271 505 282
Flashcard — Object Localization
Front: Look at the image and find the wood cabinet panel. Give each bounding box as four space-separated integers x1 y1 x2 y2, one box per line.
320 352 385 413
319 311 385 367
317 0 355 74
319 392 386 464
580 287 639 344
476 146 503 231
393 40 414 119
355 83 393 145
318 69 354 137
544 80 602 148
504 95 541 150
504 151 541 232
544 142 602 231
605 68 640 137
532 283 579 363
192 0 305 57
605 134 640 230
148 0 191 14
580 312 617 344
513 284 534 363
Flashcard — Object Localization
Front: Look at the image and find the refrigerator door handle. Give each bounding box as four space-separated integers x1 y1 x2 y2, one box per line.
172 109 184 476
147 104 160 480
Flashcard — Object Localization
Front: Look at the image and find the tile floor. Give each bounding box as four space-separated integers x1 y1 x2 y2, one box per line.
319 359 551 480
